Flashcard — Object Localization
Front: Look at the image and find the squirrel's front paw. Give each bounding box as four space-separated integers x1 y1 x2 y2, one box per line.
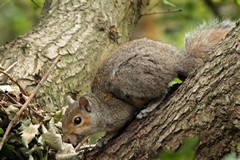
136 109 149 119
96 132 116 148
96 138 109 148
136 99 163 119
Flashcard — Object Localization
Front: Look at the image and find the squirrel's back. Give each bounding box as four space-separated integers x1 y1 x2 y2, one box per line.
92 38 180 107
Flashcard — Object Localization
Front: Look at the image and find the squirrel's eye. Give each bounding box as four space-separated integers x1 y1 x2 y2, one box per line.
74 117 82 125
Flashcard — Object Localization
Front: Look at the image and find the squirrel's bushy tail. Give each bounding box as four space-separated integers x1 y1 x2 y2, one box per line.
178 19 235 77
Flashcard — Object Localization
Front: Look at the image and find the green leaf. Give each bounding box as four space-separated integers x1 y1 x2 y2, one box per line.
159 151 180 160
54 109 65 122
178 136 199 154
156 136 199 160
42 132 63 151
37 124 48 146
28 144 47 160
29 155 34 160
0 128 4 134
41 124 48 133
234 0 240 5
0 141 18 159
19 119 31 131
168 78 183 87
223 152 237 160
89 132 105 144
21 123 40 148
4 105 19 120
48 118 56 133
56 143 78 160
163 0 176 8
0 65 4 70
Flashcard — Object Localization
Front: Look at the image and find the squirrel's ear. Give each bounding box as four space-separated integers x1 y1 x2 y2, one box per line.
79 96 92 113
66 95 75 106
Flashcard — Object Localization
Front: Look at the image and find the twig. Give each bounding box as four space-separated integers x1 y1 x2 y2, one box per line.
0 55 61 150
141 8 182 16
31 0 42 9
76 144 96 152
29 107 45 119
3 92 22 106
0 62 17 77
144 1 161 14
4 92 44 120
3 92 34 119
28 106 35 123
75 136 90 151
0 70 28 96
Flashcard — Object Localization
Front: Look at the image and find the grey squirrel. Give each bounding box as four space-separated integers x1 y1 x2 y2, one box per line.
62 20 234 146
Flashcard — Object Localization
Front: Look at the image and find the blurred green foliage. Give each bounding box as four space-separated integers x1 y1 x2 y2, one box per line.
154 136 199 160
0 0 44 45
136 0 240 48
223 152 240 160
154 136 240 160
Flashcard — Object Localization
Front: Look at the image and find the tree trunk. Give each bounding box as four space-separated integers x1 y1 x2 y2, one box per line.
0 0 149 111
85 23 240 159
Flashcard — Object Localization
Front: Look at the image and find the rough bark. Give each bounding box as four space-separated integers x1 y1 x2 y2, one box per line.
85 23 240 159
0 0 149 111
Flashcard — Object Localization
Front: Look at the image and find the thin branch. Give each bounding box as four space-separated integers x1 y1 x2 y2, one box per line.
75 136 90 151
144 1 161 14
3 92 22 106
0 70 28 96
4 92 44 119
77 144 95 152
29 107 45 120
141 8 182 16
0 55 61 150
0 62 17 77
31 0 42 9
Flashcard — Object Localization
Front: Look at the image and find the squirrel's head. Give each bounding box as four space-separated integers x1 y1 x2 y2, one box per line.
62 95 97 145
